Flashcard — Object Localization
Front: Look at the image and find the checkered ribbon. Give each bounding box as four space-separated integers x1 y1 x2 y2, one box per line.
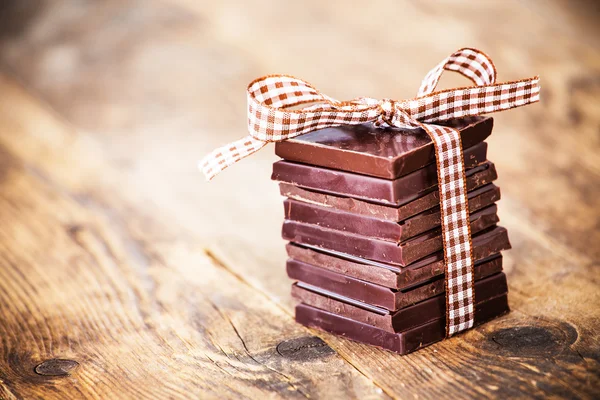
200 48 540 336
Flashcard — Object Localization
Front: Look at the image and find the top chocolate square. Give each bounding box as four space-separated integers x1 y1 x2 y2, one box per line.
275 116 493 179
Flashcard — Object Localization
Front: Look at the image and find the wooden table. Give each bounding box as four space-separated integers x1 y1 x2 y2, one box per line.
0 0 599 398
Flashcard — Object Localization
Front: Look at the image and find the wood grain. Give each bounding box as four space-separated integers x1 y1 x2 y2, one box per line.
0 76 385 399
0 0 599 398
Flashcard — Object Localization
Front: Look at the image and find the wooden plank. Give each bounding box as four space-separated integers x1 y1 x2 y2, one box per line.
0 75 387 399
0 0 599 398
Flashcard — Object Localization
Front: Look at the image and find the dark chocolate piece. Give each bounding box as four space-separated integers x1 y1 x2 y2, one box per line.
280 163 498 222
289 251 502 311
287 226 511 289
295 293 509 355
289 254 504 311
292 271 507 331
284 184 499 242
272 142 488 206
282 205 499 266
275 117 493 179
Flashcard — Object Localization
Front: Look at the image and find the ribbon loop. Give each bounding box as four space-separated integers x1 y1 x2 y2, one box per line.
246 75 381 143
247 75 325 109
417 48 497 96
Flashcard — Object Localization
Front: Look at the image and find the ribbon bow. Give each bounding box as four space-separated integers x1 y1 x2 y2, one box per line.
200 48 540 336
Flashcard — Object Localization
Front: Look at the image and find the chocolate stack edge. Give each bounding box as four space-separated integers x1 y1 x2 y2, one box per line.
295 294 510 355
273 117 511 355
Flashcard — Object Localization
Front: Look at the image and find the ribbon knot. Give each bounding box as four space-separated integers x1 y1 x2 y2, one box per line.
377 98 397 126
199 47 540 338
375 98 419 129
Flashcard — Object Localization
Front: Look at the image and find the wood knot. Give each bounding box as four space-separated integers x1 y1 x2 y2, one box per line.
276 336 335 361
34 359 79 376
479 318 578 358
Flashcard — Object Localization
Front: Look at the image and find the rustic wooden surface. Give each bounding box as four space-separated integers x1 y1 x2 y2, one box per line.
0 0 599 399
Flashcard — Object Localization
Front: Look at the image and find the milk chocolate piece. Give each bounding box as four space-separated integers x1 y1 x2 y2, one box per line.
272 142 488 206
288 255 504 311
295 293 509 355
282 205 499 266
292 271 507 331
280 163 498 222
287 226 511 289
284 184 499 242
275 117 493 179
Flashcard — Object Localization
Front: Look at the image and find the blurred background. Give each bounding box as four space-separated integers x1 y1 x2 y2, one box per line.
0 1 599 398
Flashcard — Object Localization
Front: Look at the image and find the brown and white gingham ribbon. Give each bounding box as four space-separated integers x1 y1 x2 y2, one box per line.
200 48 540 336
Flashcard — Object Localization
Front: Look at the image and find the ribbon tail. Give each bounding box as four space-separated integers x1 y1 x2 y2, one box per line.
198 136 268 181
420 123 475 337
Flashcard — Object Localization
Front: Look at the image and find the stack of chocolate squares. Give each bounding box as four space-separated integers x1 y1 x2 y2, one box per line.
272 116 511 355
